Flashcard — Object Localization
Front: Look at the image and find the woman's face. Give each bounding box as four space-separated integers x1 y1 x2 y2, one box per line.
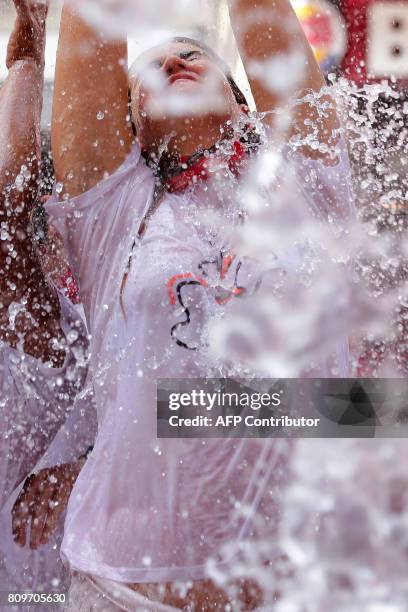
130 42 242 146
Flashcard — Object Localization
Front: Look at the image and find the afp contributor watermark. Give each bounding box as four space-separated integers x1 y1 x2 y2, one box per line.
166 388 320 430
157 378 408 438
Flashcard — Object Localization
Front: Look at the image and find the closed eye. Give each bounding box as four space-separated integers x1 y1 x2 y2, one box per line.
179 51 203 61
149 50 203 71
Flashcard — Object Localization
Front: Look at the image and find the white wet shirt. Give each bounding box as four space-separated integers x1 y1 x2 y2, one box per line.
0 290 89 509
45 130 355 583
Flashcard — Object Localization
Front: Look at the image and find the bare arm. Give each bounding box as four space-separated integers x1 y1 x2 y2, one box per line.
0 0 65 366
12 459 84 549
228 0 340 161
51 4 133 198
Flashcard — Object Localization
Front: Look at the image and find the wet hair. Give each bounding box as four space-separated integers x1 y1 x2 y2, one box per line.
128 36 249 135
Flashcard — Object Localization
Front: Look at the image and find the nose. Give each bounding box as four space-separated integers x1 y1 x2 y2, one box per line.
162 54 187 76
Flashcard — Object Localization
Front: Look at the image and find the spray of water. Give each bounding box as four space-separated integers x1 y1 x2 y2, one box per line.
1 0 408 606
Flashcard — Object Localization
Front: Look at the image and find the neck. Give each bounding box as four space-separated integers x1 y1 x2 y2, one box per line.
140 113 236 160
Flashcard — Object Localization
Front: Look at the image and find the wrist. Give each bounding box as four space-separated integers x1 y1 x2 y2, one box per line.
7 56 44 72
6 13 47 71
6 36 46 71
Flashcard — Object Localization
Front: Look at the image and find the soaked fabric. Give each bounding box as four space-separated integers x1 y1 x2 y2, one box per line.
0 289 89 510
44 128 354 583
65 572 178 611
0 393 97 609
66 571 266 611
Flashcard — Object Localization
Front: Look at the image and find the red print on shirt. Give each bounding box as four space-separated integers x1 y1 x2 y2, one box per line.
166 250 250 351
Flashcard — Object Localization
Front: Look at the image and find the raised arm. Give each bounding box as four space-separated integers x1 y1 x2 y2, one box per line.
228 0 340 160
51 3 133 198
0 0 65 366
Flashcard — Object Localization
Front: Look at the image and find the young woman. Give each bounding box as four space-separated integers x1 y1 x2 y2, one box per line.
41 0 354 608
0 0 88 510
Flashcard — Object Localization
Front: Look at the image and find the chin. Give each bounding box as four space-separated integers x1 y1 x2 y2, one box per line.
170 78 198 89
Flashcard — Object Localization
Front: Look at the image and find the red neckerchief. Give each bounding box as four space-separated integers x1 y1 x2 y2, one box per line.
165 140 247 193
143 124 260 195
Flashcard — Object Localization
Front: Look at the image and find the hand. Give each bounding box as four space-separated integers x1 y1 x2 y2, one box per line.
6 0 49 69
11 460 83 550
